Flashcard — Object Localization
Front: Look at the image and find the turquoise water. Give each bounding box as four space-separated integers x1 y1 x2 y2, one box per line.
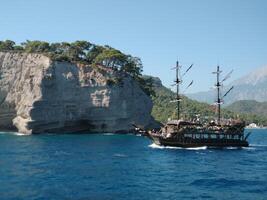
0 129 266 200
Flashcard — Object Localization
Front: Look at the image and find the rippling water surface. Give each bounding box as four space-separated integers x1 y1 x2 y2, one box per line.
0 129 267 200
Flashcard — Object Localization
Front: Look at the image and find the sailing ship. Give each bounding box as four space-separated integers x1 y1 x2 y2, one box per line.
146 61 250 148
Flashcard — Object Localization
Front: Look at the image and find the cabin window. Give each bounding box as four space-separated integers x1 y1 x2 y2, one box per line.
210 134 217 139
195 134 201 139
203 134 208 139
91 79 96 85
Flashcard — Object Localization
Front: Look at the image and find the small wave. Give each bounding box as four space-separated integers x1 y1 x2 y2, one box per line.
149 143 207 150
103 133 115 136
190 178 264 188
54 150 71 156
242 147 256 150
113 153 127 158
250 144 267 147
196 151 207 155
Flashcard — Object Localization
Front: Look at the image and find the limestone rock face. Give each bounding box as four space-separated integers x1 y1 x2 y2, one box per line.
0 52 156 134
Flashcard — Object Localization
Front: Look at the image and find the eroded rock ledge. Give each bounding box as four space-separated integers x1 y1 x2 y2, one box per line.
0 52 157 134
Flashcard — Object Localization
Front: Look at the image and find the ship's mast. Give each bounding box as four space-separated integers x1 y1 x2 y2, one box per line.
176 61 181 120
214 66 222 124
171 61 193 121
212 66 234 125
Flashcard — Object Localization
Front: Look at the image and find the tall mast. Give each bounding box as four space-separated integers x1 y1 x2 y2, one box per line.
171 61 193 121
212 66 235 125
214 66 222 124
176 61 180 120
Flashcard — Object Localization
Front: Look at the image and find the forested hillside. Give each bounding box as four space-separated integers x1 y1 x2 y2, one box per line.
147 76 267 126
227 100 267 118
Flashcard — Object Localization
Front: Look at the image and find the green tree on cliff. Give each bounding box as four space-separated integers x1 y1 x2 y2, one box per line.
22 40 50 53
0 40 16 51
86 45 105 63
65 41 92 61
121 56 143 78
93 47 127 68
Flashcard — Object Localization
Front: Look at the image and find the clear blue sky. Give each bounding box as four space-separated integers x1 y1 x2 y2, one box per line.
1 0 267 92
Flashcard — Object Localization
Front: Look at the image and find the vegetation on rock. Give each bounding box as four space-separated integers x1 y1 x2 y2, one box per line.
0 40 153 96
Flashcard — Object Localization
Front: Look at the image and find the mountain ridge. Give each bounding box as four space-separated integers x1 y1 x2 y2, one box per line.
227 100 267 117
187 65 267 104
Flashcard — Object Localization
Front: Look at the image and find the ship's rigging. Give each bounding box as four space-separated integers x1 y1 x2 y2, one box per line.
171 61 193 120
213 66 234 125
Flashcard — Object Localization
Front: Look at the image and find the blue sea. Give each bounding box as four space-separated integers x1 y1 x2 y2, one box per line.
0 129 266 200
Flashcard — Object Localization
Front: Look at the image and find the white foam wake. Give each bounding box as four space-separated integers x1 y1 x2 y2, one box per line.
14 132 27 136
149 143 182 149
0 132 26 136
187 146 208 150
149 143 207 150
224 147 240 150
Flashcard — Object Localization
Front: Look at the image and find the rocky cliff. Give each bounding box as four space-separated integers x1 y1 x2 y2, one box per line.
0 52 156 134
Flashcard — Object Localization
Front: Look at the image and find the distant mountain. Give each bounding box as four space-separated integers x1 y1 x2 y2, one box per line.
187 65 267 105
227 100 267 117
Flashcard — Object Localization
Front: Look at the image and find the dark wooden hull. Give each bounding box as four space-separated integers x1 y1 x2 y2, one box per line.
149 135 249 148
